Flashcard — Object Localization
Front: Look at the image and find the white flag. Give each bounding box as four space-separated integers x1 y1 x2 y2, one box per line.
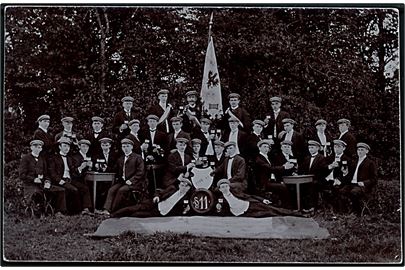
200 37 223 119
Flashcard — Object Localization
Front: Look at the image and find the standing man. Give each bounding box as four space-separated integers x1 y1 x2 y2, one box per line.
126 119 143 155
222 93 251 132
112 96 138 143
180 90 201 133
209 140 226 168
212 141 247 193
86 116 110 157
263 96 290 143
339 143 377 215
309 119 333 157
222 117 249 158
337 118 357 159
148 89 174 134
248 119 269 159
140 114 168 164
191 118 215 157
278 118 306 162
167 116 191 152
54 117 79 152
33 114 54 158
48 137 92 215
101 138 147 215
19 140 67 215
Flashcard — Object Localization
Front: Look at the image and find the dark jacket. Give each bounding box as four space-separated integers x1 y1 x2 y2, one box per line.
19 153 47 187
48 154 77 184
163 151 192 188
33 128 54 156
343 156 377 192
213 155 247 193
115 153 146 192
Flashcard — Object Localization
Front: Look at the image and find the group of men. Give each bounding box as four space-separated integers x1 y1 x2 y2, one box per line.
19 89 377 218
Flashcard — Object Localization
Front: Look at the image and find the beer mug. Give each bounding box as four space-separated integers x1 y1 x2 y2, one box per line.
268 135 273 139
342 160 348 171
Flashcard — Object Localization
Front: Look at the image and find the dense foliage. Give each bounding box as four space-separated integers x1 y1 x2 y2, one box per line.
4 6 400 178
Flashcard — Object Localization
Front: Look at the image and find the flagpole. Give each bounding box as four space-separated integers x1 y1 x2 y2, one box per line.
208 12 213 43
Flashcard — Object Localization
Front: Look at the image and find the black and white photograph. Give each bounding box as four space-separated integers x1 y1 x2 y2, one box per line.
1 2 403 265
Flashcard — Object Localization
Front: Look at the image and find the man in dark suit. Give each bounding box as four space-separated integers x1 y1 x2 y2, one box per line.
222 93 251 132
338 143 377 215
100 138 146 215
337 118 357 159
209 140 226 168
33 114 54 158
71 139 93 181
191 118 215 157
278 118 307 162
263 96 290 146
167 116 191 153
126 119 143 155
85 116 110 157
54 117 80 153
247 119 272 160
48 137 92 215
148 89 174 134
323 139 352 187
298 140 328 211
212 141 247 193
222 116 250 159
179 90 201 133
92 137 117 173
255 139 294 209
19 140 66 215
162 137 194 188
112 96 138 143
140 114 168 165
272 140 297 182
307 119 333 157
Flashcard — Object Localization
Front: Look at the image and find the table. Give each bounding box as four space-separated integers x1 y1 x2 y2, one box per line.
283 174 314 211
85 172 115 208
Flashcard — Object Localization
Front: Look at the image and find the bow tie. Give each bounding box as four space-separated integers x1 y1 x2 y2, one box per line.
228 156 235 160
60 154 67 157
94 131 101 134
150 129 156 132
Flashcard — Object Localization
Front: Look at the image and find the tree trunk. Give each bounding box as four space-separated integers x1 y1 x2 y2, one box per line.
95 9 109 98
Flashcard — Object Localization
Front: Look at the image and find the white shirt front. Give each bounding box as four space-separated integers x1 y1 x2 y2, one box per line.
285 130 293 142
178 150 185 166
339 130 348 139
228 130 240 155
317 131 327 146
226 156 235 179
260 152 270 164
149 130 156 144
309 154 317 169
123 154 130 180
60 152 70 178
351 156 367 184
39 126 48 133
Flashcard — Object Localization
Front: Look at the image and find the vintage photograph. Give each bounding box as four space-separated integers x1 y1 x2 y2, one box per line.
2 3 403 264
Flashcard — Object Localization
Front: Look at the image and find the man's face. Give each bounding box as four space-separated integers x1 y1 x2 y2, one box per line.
339 123 349 133
219 183 231 195
226 145 236 156
179 181 191 194
253 124 263 134
214 145 224 155
39 119 50 130
79 144 90 154
158 93 168 103
101 142 111 152
172 121 182 131
59 143 70 154
308 145 319 155
271 101 281 111
92 121 103 131
201 122 210 132
316 123 326 132
229 121 239 131
281 144 291 154
31 144 42 156
259 144 270 154
130 123 140 133
283 123 293 132
187 95 197 104
357 147 369 159
192 144 201 154
176 141 187 152
122 143 133 155
229 97 240 108
148 119 158 129
334 144 345 155
123 101 133 111
62 121 73 131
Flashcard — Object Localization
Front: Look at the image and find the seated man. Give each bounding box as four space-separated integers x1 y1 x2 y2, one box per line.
216 179 300 217
209 140 226 168
111 176 194 218
298 140 328 212
92 137 117 173
162 137 194 188
48 137 92 215
19 140 66 216
72 139 93 180
212 141 247 193
338 142 377 215
100 138 146 216
255 139 294 209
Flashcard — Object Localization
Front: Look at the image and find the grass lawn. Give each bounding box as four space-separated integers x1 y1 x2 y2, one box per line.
2 209 402 264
